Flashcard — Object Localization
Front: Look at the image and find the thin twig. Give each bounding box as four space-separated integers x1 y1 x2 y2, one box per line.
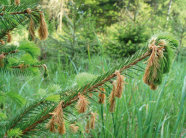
0 9 41 16
2 50 18 56
10 64 43 69
0 11 26 16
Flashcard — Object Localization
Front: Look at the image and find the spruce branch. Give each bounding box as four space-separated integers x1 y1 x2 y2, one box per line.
62 51 151 107
12 50 151 136
4 33 177 136
22 114 51 134
10 100 46 129
0 5 38 39
0 4 47 41
87 51 151 92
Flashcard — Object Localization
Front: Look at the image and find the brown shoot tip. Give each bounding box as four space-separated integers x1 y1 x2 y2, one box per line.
7 32 12 43
58 121 66 135
76 93 89 113
150 84 157 90
90 112 97 129
29 17 35 41
38 12 48 40
0 40 5 45
69 124 79 133
109 81 117 112
46 116 56 133
15 0 20 5
115 71 124 98
47 101 65 135
98 87 106 104
85 120 90 133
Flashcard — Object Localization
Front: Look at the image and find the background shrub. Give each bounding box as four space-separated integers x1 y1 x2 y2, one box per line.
104 23 149 58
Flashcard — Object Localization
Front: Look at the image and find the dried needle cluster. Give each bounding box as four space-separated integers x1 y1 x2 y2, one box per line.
38 12 48 40
115 71 125 98
109 71 125 112
76 93 89 113
0 33 12 45
109 80 117 112
15 0 20 6
69 124 79 133
98 88 106 104
28 10 48 41
29 16 35 41
7 32 12 43
143 38 166 90
85 112 97 133
47 102 66 135
0 53 5 67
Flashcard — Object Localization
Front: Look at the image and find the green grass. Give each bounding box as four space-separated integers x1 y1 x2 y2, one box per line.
0 55 185 137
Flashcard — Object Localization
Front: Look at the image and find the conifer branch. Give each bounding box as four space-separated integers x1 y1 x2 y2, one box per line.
18 50 151 135
88 51 151 92
4 33 177 137
22 114 51 134
61 51 151 108
10 100 46 129
5 33 177 135
0 10 34 16
0 5 45 41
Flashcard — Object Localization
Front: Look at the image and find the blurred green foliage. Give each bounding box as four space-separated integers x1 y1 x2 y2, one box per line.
39 0 185 60
7 128 22 138
0 41 41 75
104 23 148 58
18 41 40 57
75 72 97 88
